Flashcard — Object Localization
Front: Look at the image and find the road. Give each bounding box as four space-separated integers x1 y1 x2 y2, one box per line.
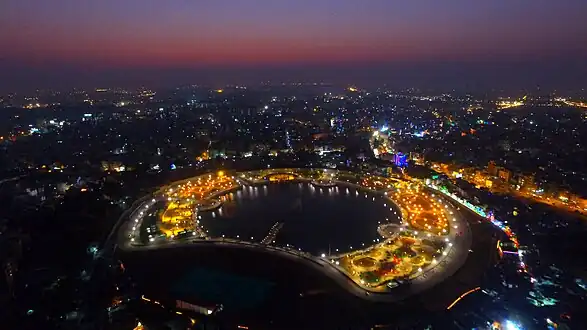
261 222 284 245
0 175 25 186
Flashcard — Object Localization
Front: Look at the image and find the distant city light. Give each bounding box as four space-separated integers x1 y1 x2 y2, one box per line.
504 320 522 330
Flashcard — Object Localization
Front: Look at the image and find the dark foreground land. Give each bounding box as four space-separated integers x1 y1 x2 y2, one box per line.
118 211 499 330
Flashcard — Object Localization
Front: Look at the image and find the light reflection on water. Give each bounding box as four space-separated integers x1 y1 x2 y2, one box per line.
199 183 402 255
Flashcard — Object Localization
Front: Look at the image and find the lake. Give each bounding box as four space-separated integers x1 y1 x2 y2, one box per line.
199 182 401 255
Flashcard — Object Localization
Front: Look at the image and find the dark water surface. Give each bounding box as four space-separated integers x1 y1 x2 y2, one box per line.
199 183 401 255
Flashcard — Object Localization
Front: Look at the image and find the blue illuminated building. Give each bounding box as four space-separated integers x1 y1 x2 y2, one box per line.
331 117 345 135
394 152 408 167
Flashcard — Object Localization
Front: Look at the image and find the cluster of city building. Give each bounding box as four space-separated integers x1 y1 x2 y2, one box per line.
1 84 586 329
431 160 587 215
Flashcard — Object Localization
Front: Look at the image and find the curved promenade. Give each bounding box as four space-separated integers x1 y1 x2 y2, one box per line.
113 170 474 302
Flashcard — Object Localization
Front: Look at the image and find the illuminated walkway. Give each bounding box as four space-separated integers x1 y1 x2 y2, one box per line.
114 169 474 302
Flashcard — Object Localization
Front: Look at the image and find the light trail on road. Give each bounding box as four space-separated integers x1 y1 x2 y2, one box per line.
446 286 481 310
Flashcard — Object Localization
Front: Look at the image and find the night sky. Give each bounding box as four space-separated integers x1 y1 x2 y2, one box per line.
2 0 586 91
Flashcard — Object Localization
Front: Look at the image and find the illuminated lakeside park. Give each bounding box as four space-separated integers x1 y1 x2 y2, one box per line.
117 168 471 296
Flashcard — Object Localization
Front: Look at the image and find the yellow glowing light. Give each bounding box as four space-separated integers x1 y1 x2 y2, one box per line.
446 287 481 310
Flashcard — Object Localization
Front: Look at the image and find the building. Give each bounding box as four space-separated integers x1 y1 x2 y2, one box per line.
101 161 125 172
394 152 408 168
487 161 498 176
516 174 536 191
409 152 424 165
498 169 511 182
